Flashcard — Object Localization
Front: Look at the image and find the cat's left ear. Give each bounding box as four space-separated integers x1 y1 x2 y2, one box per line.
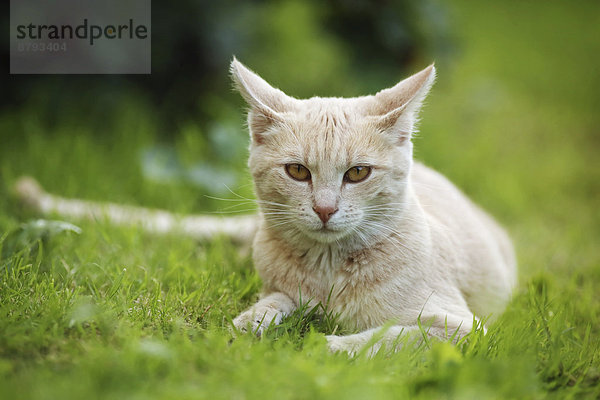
230 58 295 144
369 64 436 144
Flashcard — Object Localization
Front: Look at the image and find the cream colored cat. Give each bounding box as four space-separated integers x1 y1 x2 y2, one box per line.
14 59 516 356
228 59 516 354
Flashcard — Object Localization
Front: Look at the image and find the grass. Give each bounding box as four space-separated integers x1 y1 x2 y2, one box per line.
1 0 599 398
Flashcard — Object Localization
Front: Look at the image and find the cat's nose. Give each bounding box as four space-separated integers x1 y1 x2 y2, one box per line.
313 205 338 224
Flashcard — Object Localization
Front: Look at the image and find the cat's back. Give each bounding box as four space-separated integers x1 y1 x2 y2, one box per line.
410 161 510 251
410 162 517 317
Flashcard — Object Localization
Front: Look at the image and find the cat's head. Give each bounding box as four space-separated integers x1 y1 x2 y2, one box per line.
231 58 435 244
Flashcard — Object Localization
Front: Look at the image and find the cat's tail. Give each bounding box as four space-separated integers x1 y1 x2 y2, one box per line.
13 177 258 243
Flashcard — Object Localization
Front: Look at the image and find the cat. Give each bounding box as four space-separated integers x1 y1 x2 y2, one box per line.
228 58 516 354
14 58 517 356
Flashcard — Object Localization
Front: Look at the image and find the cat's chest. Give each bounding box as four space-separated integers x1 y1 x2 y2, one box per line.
255 244 347 299
254 237 398 327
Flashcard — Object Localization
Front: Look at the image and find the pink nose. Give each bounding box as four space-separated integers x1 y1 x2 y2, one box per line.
313 205 338 224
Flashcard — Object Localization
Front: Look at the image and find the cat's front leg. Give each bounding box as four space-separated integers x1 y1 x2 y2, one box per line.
232 292 296 335
326 316 473 357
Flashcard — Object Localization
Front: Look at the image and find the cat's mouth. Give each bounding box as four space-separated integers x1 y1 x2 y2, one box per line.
318 225 335 232
315 222 344 234
301 224 350 243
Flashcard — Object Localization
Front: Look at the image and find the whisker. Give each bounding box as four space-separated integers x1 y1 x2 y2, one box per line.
363 202 405 208
209 209 258 215
218 203 258 212
255 201 294 208
358 221 413 252
204 194 252 203
204 193 293 210
267 220 295 229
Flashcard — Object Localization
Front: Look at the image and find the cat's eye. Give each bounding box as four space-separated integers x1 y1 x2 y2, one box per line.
285 164 311 181
344 166 371 183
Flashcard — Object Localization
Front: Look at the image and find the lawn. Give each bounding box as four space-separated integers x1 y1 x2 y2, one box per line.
1 0 599 399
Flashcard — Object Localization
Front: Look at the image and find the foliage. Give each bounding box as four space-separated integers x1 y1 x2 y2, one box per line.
1 0 446 130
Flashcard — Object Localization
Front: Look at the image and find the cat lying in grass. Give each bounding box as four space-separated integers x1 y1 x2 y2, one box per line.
15 58 516 356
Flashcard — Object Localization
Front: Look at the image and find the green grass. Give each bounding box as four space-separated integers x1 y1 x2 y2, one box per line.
1 0 599 398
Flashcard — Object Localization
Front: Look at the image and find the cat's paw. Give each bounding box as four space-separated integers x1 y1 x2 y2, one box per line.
232 306 285 336
326 334 360 357
326 334 381 358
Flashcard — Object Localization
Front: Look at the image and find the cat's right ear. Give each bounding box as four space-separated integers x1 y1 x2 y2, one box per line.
230 58 294 144
369 64 436 145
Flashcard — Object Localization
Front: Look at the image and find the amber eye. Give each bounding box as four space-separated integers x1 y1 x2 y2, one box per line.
285 164 311 181
344 166 371 183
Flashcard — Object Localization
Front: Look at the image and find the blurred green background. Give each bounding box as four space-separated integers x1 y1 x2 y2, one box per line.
1 0 600 398
2 0 455 206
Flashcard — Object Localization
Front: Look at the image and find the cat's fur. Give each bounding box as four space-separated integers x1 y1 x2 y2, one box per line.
14 59 516 356
228 59 516 354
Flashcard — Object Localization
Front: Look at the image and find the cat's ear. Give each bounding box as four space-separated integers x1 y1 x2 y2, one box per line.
370 64 436 144
230 58 294 144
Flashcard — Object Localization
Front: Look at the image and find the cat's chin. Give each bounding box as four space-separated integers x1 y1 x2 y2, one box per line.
301 227 351 244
